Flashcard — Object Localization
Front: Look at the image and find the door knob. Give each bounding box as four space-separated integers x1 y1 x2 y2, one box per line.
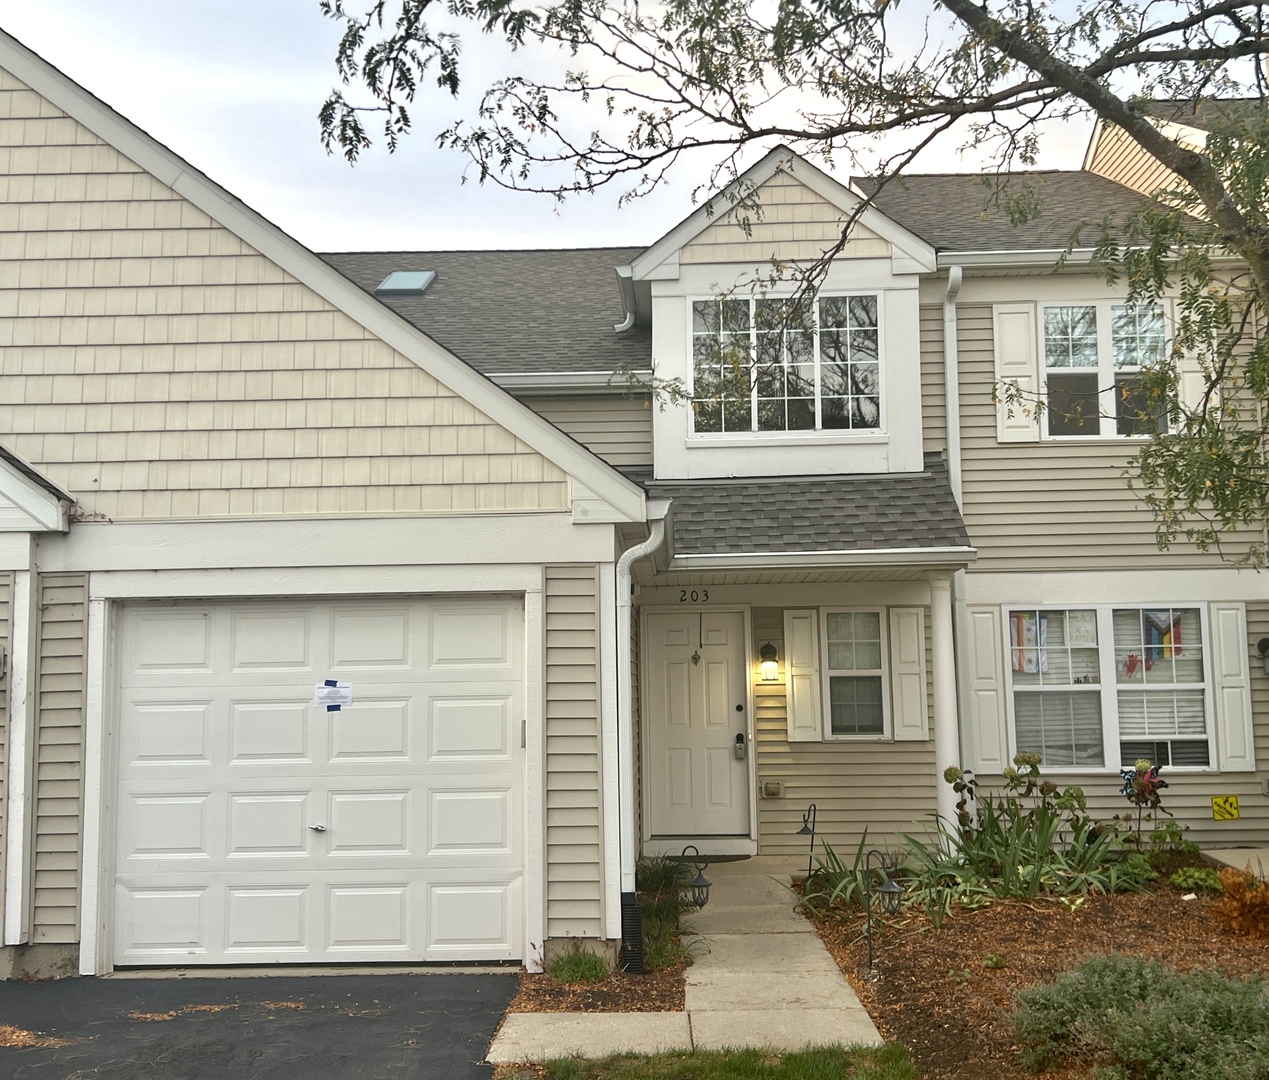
308 824 327 832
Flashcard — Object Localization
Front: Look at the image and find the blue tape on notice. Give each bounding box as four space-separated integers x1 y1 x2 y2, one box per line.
327 704 340 712
324 679 337 687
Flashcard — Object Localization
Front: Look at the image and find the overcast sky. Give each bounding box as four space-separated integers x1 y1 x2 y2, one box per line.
3 2 1095 253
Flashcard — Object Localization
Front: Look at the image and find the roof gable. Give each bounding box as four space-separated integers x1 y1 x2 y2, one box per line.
0 445 69 532
0 29 646 524
630 147 936 281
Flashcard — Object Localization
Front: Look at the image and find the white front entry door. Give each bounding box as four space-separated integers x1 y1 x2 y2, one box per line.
112 597 525 966
646 610 750 837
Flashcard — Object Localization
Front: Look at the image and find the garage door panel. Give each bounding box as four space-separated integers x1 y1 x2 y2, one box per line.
230 610 315 673
125 701 213 767
329 699 412 761
114 596 525 966
228 793 311 858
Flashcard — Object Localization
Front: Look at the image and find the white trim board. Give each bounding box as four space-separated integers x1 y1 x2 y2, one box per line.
965 569 1269 605
0 452 69 533
0 29 646 527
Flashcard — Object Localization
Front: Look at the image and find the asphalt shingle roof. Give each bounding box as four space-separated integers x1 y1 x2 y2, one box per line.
648 454 970 557
320 247 652 376
855 171 1165 252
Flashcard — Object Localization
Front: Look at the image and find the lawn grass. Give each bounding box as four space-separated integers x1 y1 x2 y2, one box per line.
495 1045 916 1080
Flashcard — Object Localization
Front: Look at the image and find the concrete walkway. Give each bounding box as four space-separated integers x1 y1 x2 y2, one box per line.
1205 847 1269 876
486 857 882 1062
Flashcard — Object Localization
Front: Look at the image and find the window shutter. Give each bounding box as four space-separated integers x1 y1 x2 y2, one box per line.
784 609 822 742
1211 602 1255 772
1177 351 1217 417
966 606 1010 773
993 303 1041 442
889 608 928 741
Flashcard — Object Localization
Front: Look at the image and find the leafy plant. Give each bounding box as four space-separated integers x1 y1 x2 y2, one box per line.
903 759 1152 908
797 832 872 913
1014 954 1269 1079
544 941 609 983
981 953 1006 970
1214 867 1269 937
1169 866 1225 894
635 855 696 972
1150 819 1199 865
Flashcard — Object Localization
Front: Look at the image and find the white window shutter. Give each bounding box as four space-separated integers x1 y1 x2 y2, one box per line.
966 606 1010 773
1211 602 1255 772
993 303 1041 443
784 609 822 742
1177 351 1217 417
889 608 929 741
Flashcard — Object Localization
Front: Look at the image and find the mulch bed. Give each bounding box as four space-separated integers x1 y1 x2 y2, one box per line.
507 955 688 1013
809 860 1269 1080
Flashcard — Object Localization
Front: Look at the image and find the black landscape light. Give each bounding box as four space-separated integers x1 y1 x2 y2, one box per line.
796 802 817 879
680 844 712 909
863 849 905 971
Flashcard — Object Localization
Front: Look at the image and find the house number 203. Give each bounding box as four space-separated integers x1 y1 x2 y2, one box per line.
678 589 710 603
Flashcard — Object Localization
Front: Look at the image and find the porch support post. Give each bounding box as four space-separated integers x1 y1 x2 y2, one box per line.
930 575 959 827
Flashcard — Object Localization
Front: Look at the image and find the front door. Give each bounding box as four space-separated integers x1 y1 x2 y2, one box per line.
646 610 750 838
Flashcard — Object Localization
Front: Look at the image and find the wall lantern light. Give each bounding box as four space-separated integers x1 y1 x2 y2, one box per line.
1257 638 1269 676
679 844 712 909
759 642 779 682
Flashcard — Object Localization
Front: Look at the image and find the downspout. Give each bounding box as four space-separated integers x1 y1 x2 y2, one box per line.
615 507 668 972
943 264 975 785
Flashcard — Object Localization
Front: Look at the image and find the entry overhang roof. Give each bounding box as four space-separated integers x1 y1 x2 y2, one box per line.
647 454 974 571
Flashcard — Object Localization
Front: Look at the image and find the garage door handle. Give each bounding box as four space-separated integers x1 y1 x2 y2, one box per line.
308 824 327 832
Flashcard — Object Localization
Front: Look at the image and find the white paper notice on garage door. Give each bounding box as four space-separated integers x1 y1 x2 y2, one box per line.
112 598 525 966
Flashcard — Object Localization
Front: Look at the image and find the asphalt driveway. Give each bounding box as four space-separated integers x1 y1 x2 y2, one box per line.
0 972 518 1079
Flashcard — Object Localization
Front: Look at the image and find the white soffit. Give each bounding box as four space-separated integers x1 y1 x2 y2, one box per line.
0 29 647 526
629 145 938 280
0 448 69 533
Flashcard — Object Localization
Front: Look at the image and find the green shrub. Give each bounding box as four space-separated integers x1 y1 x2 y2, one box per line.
545 942 609 983
635 854 695 972
799 832 872 913
1014 954 1269 1079
1169 866 1225 894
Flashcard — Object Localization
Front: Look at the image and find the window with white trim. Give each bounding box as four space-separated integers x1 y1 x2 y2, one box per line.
1007 606 1211 769
821 610 887 736
1042 301 1167 438
691 295 881 434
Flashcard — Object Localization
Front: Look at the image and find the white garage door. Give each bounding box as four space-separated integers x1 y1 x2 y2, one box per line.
112 597 525 966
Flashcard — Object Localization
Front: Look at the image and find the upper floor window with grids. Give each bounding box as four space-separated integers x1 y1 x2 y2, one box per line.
1043 301 1168 438
691 295 881 434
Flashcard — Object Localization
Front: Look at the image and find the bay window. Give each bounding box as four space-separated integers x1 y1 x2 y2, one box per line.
1007 606 1211 769
691 295 882 434
1042 301 1167 438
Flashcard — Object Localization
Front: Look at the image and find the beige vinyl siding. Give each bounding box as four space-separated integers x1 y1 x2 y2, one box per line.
31 572 86 943
0 68 567 520
681 172 890 265
1088 122 1187 199
920 303 946 457
527 396 652 469
753 607 938 855
544 565 604 938
955 302 1234 569
0 571 13 926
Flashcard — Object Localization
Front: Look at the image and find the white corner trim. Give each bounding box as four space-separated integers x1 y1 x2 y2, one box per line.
0 29 647 526
79 598 109 976
522 583 546 971
630 146 936 281
597 563 622 940
3 570 36 946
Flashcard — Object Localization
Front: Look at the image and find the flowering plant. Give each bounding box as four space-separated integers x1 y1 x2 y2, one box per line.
1120 759 1170 848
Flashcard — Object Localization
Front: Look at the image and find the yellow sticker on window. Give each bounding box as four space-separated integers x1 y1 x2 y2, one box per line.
1212 795 1240 821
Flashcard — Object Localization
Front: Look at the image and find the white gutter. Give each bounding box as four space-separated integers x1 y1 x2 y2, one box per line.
944 265 964 508
615 504 670 894
671 545 976 570
613 266 636 333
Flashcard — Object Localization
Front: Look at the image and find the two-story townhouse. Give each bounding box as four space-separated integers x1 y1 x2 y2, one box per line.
0 24 1263 980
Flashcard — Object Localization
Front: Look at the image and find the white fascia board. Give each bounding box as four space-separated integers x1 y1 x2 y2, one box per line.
490 371 653 394
0 30 646 526
630 146 936 281
671 545 977 570
939 247 1243 271
0 456 69 532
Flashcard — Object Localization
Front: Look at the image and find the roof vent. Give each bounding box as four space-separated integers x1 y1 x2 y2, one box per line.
375 270 436 297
